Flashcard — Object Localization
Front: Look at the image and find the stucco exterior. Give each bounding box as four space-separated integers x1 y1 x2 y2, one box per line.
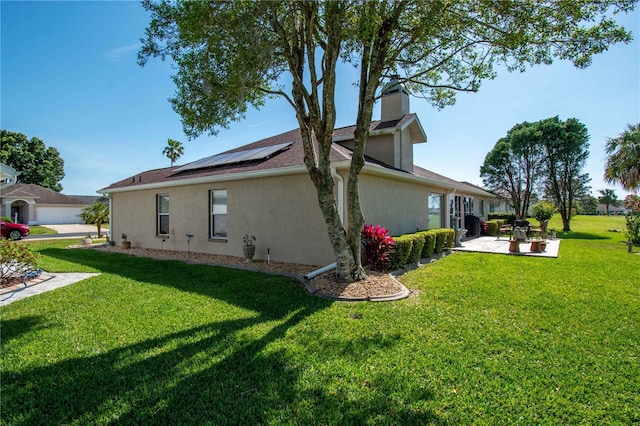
110 172 336 266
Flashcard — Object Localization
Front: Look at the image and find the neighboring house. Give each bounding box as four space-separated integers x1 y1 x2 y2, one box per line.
0 177 102 225
101 83 494 266
596 203 627 215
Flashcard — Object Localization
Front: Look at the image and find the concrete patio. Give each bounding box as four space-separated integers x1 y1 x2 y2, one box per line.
452 236 560 258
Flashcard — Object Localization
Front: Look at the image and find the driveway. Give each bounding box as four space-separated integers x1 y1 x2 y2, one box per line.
28 224 108 240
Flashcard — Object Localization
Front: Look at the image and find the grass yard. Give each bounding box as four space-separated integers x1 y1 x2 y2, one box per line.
1 215 638 424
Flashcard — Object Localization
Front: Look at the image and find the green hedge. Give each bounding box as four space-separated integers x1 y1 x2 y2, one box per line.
1 216 13 223
406 234 425 264
390 228 455 269
486 220 499 236
389 235 413 269
419 231 436 258
488 212 517 224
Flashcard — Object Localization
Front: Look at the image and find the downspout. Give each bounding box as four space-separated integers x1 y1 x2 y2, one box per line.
107 194 113 245
304 262 337 280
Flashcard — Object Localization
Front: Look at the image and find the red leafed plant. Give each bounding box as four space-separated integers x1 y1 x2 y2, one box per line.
361 224 394 270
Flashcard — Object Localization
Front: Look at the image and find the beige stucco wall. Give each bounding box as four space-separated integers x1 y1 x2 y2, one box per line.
110 172 336 266
339 134 396 167
357 172 429 236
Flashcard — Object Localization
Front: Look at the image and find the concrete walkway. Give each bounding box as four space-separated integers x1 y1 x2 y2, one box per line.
0 273 100 306
451 236 561 258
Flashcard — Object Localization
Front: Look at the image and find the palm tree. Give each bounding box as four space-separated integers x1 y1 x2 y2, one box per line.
597 189 619 215
604 123 640 191
162 138 184 166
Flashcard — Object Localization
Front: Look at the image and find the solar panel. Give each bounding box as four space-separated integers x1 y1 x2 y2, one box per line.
174 142 293 173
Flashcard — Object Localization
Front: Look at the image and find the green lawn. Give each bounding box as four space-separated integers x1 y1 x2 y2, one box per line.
2 215 638 424
28 225 58 235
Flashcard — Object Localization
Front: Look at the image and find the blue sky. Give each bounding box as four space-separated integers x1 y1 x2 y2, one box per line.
2 1 639 200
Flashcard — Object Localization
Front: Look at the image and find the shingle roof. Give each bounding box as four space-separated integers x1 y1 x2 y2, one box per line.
0 184 88 204
101 118 491 197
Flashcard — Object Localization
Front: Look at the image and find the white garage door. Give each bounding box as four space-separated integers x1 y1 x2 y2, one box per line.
35 207 83 225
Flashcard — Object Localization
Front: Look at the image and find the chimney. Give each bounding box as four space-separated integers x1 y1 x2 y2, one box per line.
381 75 410 121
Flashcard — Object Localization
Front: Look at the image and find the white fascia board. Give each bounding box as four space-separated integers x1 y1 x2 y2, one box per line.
100 165 309 194
332 126 397 143
400 115 427 144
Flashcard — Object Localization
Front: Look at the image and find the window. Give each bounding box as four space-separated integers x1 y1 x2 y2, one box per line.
479 199 485 216
210 189 227 239
449 195 461 228
464 196 474 215
428 193 443 229
157 194 170 235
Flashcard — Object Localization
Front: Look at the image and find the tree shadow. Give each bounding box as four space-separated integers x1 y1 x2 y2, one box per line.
555 231 608 240
0 315 46 342
3 248 440 423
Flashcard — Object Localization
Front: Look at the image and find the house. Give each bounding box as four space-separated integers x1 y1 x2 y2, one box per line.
0 163 102 225
596 203 627 215
100 83 494 266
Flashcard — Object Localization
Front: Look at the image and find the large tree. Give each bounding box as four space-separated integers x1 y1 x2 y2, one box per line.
163 138 184 166
538 116 591 231
140 0 634 282
0 130 65 192
480 121 545 219
605 123 640 191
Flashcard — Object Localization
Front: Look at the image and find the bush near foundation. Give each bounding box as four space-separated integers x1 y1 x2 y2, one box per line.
418 231 436 258
0 240 40 285
406 234 425 264
389 235 413 270
361 224 394 270
486 220 499 236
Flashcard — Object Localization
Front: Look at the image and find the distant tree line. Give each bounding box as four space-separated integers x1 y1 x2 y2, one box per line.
1 130 65 192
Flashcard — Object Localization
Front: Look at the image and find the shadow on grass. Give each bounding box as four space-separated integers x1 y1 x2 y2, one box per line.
555 231 609 240
0 315 46 342
3 247 440 424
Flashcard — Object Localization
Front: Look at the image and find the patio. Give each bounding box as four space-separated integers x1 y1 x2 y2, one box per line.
452 236 560 258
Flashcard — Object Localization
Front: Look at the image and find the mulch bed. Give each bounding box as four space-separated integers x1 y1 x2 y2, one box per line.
91 245 405 299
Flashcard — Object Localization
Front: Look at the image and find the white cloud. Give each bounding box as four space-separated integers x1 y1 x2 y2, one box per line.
104 43 142 62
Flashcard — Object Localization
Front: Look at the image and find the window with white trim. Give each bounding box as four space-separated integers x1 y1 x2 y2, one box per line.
210 189 227 240
428 193 443 229
157 194 170 235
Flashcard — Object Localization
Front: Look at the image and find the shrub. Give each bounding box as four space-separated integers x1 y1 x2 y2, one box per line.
479 220 489 235
443 229 455 249
488 212 516 224
0 240 40 285
486 220 499 236
433 230 446 253
420 231 436 258
406 234 425 264
623 194 640 244
1 216 12 223
361 224 394 270
531 201 556 224
389 236 413 270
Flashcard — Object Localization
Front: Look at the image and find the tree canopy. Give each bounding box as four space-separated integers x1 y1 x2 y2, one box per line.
539 116 591 231
605 123 640 191
0 130 65 192
480 121 545 219
140 0 635 281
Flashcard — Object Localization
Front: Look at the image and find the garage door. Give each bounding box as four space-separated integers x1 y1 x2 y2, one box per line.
35 207 83 225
